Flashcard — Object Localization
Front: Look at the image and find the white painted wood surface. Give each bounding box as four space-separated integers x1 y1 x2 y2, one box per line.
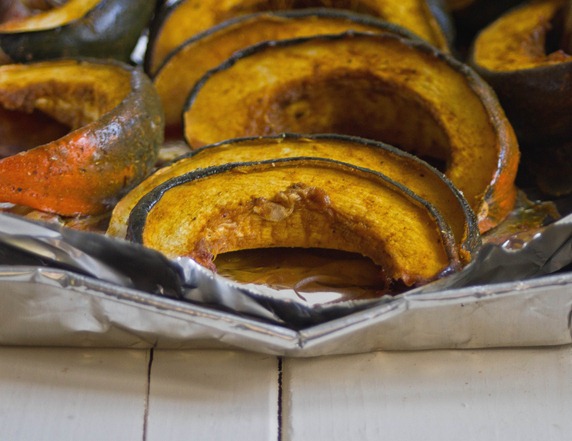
146 350 279 441
1 346 571 441
283 346 572 441
0 348 149 441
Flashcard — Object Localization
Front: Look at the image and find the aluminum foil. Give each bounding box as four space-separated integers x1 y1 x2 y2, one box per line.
1 211 572 356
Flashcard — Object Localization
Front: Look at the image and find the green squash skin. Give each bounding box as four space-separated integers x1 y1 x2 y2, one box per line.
472 62 572 149
473 62 572 196
91 60 165 210
0 0 158 63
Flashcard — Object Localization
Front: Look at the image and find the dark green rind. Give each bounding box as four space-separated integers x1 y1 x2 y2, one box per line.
451 0 525 48
471 61 572 149
0 0 158 63
426 0 456 44
90 58 165 207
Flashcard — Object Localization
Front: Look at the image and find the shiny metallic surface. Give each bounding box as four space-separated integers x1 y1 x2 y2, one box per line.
0 213 571 356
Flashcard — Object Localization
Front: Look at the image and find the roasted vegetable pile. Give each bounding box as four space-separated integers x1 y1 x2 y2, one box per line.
1 0 570 296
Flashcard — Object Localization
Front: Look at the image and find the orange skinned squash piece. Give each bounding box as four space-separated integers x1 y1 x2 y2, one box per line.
0 59 164 216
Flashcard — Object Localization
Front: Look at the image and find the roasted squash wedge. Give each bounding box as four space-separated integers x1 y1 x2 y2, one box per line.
154 9 423 133
0 0 158 64
127 157 462 287
0 58 164 216
145 0 452 73
470 0 572 195
109 134 480 264
183 32 520 232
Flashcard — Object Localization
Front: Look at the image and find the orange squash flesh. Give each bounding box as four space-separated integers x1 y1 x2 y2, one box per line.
146 0 451 73
471 0 571 72
183 32 520 232
127 157 461 287
108 134 480 265
0 59 164 216
153 9 422 133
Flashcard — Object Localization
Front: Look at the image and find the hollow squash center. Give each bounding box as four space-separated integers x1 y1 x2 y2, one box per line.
258 70 451 171
0 106 69 158
215 247 396 300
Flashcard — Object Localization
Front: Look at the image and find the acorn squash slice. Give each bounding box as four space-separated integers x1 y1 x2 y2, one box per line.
470 0 572 145
126 157 462 287
145 0 452 74
109 134 480 265
470 0 572 195
0 58 164 216
0 0 158 64
153 9 423 134
183 32 520 232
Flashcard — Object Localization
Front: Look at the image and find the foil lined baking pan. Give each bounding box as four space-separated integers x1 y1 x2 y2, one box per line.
1 212 571 356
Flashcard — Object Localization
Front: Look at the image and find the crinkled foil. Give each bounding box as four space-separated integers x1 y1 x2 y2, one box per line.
1 212 571 356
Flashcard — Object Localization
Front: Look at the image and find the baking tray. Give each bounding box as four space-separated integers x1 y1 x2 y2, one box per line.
1 210 571 357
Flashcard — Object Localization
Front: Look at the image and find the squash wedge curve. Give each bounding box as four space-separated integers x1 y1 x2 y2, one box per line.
108 134 480 265
126 157 462 287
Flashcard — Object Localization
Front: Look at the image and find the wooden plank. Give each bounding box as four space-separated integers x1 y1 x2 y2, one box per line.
282 346 572 441
0 347 150 441
146 350 280 441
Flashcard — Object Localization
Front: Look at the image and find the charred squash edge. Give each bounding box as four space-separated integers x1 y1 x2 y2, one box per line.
126 156 462 286
0 0 158 63
0 58 164 216
182 31 520 233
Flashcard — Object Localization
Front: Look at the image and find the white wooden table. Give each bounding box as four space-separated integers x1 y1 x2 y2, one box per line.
1 345 571 440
